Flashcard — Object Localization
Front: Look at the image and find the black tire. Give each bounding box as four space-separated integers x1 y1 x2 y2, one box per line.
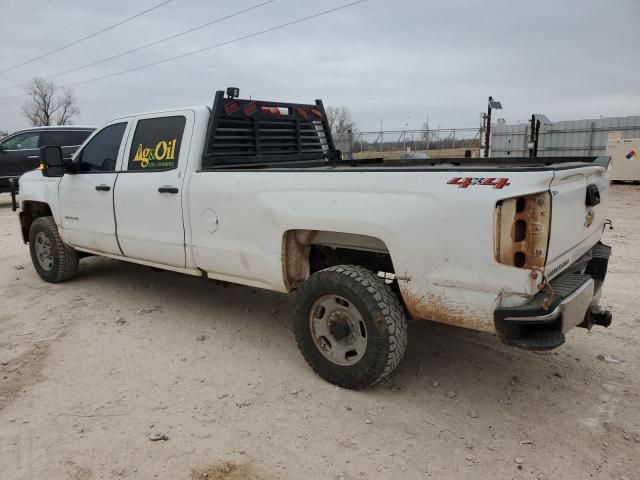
294 265 408 389
29 216 79 283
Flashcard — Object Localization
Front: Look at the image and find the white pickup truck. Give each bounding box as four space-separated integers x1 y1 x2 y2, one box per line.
15 89 613 389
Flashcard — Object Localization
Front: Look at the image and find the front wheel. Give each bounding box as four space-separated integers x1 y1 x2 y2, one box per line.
29 216 79 283
294 265 408 389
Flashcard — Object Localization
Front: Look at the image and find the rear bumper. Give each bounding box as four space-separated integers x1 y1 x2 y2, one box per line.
495 242 611 350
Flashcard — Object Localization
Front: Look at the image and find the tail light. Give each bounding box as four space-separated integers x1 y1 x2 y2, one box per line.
495 192 551 269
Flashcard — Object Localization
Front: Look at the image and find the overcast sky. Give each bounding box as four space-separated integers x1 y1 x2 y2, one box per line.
1 0 639 134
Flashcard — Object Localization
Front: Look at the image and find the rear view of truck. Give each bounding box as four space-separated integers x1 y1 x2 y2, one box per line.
493 159 612 350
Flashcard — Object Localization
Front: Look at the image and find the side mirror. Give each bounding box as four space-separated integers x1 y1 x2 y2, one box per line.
39 145 64 177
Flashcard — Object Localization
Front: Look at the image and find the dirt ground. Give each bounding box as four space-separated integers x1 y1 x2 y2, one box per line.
1 186 639 480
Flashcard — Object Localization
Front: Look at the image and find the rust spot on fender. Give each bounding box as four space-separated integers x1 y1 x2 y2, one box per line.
281 230 316 291
400 287 492 333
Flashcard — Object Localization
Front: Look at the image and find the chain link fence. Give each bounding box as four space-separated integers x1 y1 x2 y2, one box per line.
333 128 482 160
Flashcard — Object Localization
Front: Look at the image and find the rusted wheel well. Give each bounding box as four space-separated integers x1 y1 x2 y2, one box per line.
20 201 53 243
282 230 395 291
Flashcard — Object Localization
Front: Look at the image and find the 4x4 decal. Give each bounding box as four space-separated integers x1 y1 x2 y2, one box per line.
447 177 510 189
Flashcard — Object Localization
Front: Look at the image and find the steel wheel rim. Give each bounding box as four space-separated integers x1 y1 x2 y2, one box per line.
309 294 368 366
34 232 54 271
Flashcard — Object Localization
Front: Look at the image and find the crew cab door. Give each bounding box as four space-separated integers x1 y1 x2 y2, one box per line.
58 120 131 254
113 112 192 267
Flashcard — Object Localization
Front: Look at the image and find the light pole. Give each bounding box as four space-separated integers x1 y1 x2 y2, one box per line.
483 96 502 158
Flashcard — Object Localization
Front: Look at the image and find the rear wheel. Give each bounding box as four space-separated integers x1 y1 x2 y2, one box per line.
294 265 408 389
29 216 79 283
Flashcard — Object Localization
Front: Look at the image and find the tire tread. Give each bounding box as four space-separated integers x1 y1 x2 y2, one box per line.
294 264 408 389
29 216 79 283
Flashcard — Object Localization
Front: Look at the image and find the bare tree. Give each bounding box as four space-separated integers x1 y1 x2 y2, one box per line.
0 129 8 138
22 78 79 126
326 106 356 134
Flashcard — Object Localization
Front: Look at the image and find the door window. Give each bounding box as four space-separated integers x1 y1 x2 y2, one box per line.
39 131 72 147
2 132 39 150
70 130 93 146
77 123 127 173
128 116 186 171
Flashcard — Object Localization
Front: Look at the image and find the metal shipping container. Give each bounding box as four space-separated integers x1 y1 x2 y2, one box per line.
491 115 640 158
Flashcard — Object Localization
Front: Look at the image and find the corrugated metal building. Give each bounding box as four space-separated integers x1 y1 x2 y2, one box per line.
491 115 640 157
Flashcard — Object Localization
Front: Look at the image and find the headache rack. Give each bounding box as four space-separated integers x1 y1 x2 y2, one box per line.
202 90 338 169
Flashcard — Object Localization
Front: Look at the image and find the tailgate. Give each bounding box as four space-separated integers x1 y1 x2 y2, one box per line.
546 164 609 278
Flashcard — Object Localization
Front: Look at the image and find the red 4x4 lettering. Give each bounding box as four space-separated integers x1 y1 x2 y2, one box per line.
447 177 510 189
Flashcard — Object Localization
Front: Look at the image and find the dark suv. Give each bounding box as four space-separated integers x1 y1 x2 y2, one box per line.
0 126 95 192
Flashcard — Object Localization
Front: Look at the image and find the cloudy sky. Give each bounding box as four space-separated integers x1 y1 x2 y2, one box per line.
1 0 639 134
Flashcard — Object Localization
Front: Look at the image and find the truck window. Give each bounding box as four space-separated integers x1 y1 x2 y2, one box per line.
2 132 39 150
77 123 127 173
128 116 186 171
70 130 93 146
39 131 71 147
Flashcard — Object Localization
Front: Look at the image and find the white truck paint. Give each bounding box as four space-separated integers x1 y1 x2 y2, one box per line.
15 92 613 388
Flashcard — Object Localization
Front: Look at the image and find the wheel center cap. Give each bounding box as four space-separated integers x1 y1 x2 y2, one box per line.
328 313 351 341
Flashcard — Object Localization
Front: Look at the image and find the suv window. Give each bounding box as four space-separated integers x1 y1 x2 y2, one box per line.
128 116 186 171
2 132 39 150
39 131 71 147
70 130 92 146
77 123 127 173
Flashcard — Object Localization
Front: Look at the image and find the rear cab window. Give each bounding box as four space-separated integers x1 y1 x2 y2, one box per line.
127 116 186 171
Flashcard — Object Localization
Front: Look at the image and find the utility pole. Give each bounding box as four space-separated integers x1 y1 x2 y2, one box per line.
425 114 430 151
483 96 502 158
483 96 493 158
528 114 541 157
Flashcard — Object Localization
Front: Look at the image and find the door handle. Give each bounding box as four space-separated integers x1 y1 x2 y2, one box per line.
95 184 111 191
28 155 39 159
158 186 179 194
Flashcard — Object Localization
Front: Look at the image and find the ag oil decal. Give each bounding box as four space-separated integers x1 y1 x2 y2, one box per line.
133 139 178 168
128 116 186 171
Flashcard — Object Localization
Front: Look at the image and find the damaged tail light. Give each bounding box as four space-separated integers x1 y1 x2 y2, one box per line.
495 192 551 269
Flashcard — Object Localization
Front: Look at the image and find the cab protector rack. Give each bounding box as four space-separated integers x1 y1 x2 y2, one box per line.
202 90 338 169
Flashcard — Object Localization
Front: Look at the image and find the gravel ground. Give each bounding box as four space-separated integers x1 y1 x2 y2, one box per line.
0 186 639 480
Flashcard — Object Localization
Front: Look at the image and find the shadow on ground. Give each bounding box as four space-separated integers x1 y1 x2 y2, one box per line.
71 255 597 419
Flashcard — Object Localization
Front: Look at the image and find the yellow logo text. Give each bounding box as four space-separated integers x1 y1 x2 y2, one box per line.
133 139 177 168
